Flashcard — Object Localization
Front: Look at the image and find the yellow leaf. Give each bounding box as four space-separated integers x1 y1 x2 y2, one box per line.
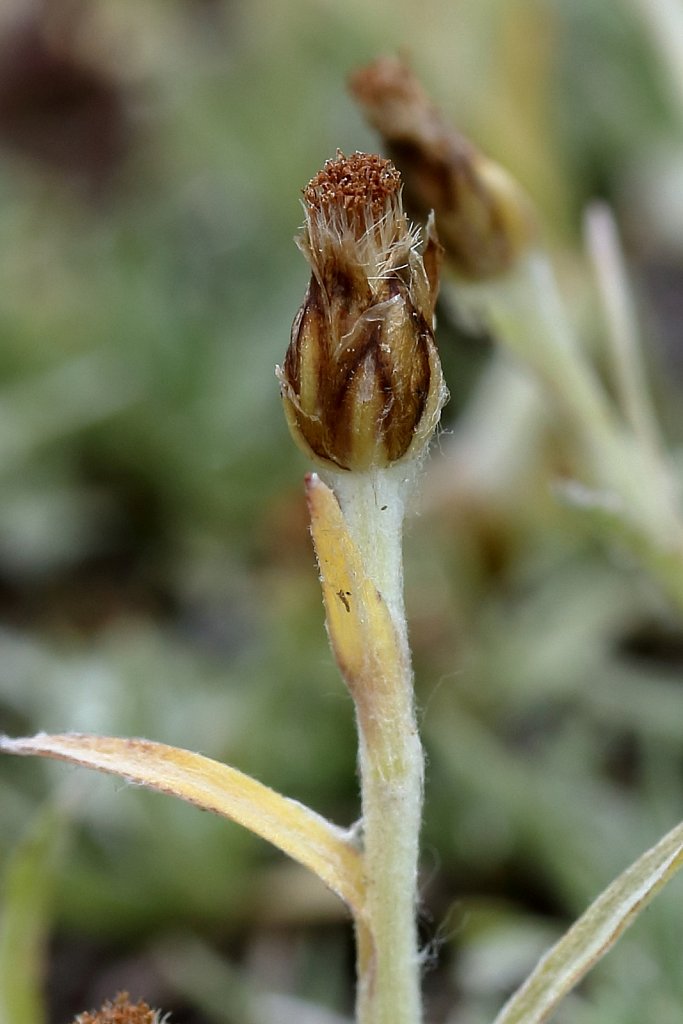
306 473 409 766
0 732 365 918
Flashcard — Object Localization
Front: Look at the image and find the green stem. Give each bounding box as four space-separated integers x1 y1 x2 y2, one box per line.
329 466 424 1024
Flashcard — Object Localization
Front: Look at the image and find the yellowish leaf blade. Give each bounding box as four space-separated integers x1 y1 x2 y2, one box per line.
0 732 365 917
493 820 683 1024
306 473 406 742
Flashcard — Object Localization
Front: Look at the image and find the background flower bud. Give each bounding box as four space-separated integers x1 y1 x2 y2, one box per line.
278 151 447 472
349 58 537 280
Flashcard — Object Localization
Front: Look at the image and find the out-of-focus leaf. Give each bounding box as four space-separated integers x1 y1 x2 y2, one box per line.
0 806 64 1024
0 733 364 918
492 819 683 1024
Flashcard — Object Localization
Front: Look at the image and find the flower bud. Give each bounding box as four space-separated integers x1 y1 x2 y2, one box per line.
349 58 536 280
278 151 447 472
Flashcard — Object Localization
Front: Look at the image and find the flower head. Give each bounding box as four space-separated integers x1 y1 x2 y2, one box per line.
278 151 447 471
73 993 167 1024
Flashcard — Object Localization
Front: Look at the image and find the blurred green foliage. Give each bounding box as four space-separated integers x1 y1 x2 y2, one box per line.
2 1 683 1022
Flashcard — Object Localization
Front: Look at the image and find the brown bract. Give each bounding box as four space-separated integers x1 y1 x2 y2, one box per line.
349 57 536 280
73 993 163 1024
278 151 447 472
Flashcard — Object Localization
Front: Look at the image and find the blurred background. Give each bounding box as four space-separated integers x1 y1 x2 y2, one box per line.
2 1 683 1022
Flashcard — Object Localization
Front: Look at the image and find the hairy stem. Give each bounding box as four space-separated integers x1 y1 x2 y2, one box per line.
329 467 424 1024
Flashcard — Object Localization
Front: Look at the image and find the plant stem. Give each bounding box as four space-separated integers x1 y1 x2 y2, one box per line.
328 466 424 1024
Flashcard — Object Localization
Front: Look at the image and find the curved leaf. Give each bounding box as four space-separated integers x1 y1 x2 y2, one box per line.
493 819 683 1024
0 733 365 918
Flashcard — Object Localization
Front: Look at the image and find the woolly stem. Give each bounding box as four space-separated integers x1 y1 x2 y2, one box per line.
329 466 424 1024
